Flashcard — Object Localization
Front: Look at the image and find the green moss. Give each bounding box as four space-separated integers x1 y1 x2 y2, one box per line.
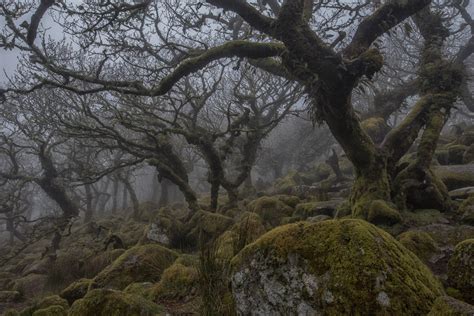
83 249 126 278
184 210 234 246
31 305 66 316
216 212 267 260
93 244 178 290
366 199 402 226
123 282 153 299
398 231 439 263
447 239 474 304
35 295 68 311
273 194 301 208
403 209 447 227
60 278 93 305
428 296 474 315
334 200 352 218
232 219 443 315
247 196 293 227
68 289 164 316
151 262 198 301
361 117 389 143
294 201 340 219
273 170 301 194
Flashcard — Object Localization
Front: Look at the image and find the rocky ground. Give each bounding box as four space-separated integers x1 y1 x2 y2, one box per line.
1 131 474 315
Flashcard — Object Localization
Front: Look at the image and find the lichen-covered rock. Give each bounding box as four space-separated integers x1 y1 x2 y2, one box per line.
448 239 474 304
398 231 439 263
247 196 293 227
68 289 164 316
140 207 184 247
183 210 233 246
231 219 443 315
293 200 342 219
31 305 67 316
60 278 93 305
428 296 474 315
93 244 178 290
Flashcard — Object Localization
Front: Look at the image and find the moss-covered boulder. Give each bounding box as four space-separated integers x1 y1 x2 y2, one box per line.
151 261 198 302
231 219 443 315
140 207 185 247
68 289 164 316
123 282 154 298
247 196 293 227
403 209 449 227
398 231 439 263
35 295 69 311
93 244 178 290
273 194 301 208
83 249 125 278
216 212 267 260
60 278 93 305
183 210 233 247
293 200 342 219
31 305 67 316
362 199 402 226
428 296 474 315
417 224 474 248
273 170 302 194
448 239 474 304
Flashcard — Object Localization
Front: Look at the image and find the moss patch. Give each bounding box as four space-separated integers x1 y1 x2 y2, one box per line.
447 239 474 304
428 296 474 315
93 244 178 290
31 305 67 316
232 219 443 315
151 262 198 301
68 289 164 316
60 278 93 305
398 231 439 263
247 196 293 227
